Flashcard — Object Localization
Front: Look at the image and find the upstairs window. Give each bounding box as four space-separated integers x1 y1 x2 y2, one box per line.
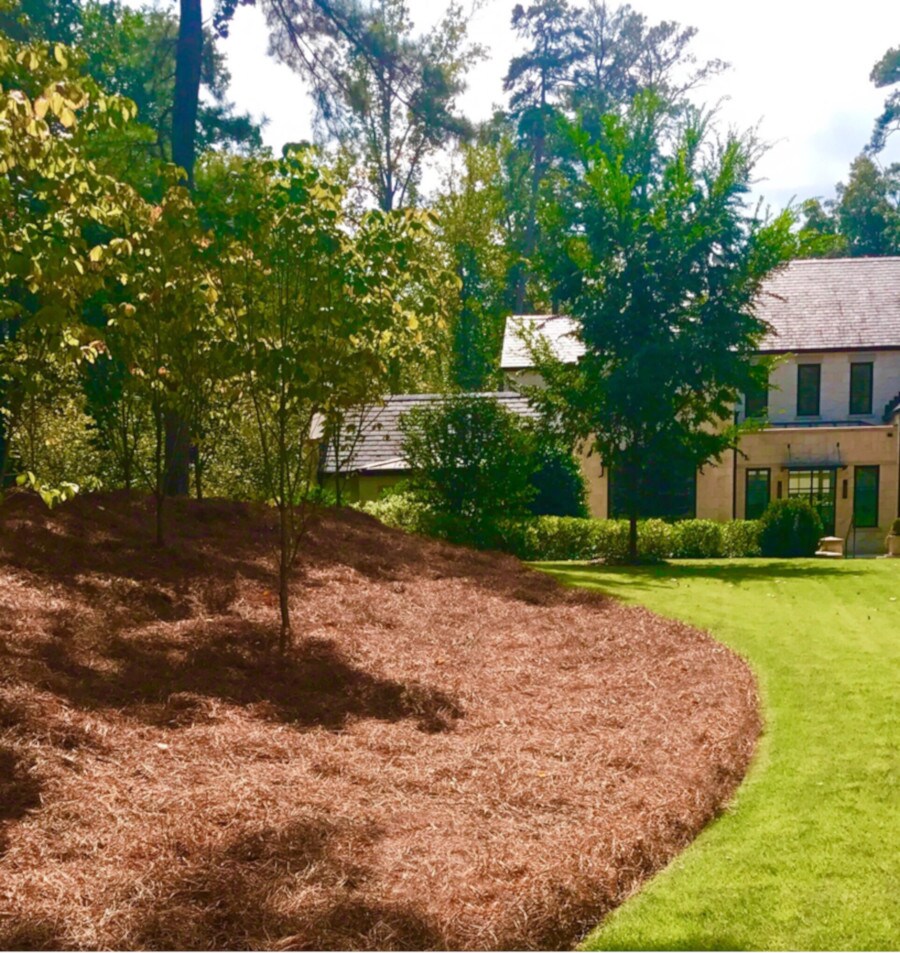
744 372 769 419
797 364 821 417
849 362 873 415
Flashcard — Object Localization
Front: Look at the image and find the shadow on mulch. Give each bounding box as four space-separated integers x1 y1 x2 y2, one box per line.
0 744 42 856
131 818 444 951
36 621 462 734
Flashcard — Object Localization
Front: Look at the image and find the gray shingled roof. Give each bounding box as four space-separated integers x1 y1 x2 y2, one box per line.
756 257 900 351
319 392 541 474
500 258 900 368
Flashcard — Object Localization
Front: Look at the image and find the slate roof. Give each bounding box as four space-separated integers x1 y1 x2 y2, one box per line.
319 392 541 474
756 257 900 352
500 258 900 368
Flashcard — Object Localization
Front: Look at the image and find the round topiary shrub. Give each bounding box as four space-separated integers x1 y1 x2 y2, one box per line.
759 498 823 557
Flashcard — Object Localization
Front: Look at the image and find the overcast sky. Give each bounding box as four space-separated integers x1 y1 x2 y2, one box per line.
143 0 900 210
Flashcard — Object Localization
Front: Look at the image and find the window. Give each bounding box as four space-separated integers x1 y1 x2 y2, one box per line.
797 364 821 416
745 468 771 520
849 362 873 415
744 372 769 419
788 468 836 535
853 466 879 528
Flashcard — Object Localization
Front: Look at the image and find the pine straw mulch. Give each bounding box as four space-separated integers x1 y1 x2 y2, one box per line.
0 492 760 951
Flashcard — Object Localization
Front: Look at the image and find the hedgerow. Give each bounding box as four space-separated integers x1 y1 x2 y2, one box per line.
359 493 763 561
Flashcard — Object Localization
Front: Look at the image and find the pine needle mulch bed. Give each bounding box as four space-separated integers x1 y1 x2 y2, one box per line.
0 493 759 951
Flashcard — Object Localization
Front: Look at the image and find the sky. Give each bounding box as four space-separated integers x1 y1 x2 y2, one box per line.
143 0 900 210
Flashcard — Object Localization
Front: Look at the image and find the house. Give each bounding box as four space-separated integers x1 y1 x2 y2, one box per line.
501 257 900 554
318 392 540 503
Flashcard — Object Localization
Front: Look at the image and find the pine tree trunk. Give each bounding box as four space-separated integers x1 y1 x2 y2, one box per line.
165 0 203 496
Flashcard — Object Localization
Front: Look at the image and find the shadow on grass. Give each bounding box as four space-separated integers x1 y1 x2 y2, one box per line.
535 559 870 596
36 620 463 735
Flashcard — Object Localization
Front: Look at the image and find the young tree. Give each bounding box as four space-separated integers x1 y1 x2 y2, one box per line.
531 96 796 561
207 151 439 650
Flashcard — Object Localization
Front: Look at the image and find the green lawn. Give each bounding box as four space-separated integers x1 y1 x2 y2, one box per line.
535 558 899 951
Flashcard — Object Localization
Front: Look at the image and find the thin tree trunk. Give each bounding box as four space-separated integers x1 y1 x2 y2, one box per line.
155 403 165 546
278 502 292 654
195 452 203 501
628 512 638 564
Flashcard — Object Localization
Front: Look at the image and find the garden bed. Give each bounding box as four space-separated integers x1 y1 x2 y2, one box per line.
0 493 759 950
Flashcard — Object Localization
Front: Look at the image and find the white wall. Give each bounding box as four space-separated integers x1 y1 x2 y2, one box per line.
742 350 900 425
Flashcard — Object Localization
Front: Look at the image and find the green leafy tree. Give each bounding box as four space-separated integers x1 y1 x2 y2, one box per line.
0 19 140 493
835 155 900 256
401 395 537 540
531 97 797 561
208 150 438 649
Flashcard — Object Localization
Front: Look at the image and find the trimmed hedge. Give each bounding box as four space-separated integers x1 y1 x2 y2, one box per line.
359 493 763 561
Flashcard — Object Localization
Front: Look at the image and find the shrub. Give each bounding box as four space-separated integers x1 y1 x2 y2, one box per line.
671 519 724 558
759 498 823 557
529 442 589 517
891 518 900 536
722 520 762 557
358 490 433 535
400 396 536 532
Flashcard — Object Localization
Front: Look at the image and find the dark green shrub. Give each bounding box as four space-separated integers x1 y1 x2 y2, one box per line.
528 442 589 517
891 518 900 535
759 498 823 557
671 519 724 558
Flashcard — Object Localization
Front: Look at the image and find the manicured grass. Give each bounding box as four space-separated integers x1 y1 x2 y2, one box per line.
535 558 899 951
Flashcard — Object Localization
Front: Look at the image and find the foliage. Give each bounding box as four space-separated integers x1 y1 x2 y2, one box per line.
529 438 588 517
204 149 440 647
722 518 761 557
891 517 900 535
529 96 796 560
100 183 221 540
265 0 482 211
360 494 764 562
798 157 900 259
0 19 141 491
868 44 899 153
758 498 823 558
401 394 537 536
4 0 262 166
670 519 723 558
433 142 513 391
